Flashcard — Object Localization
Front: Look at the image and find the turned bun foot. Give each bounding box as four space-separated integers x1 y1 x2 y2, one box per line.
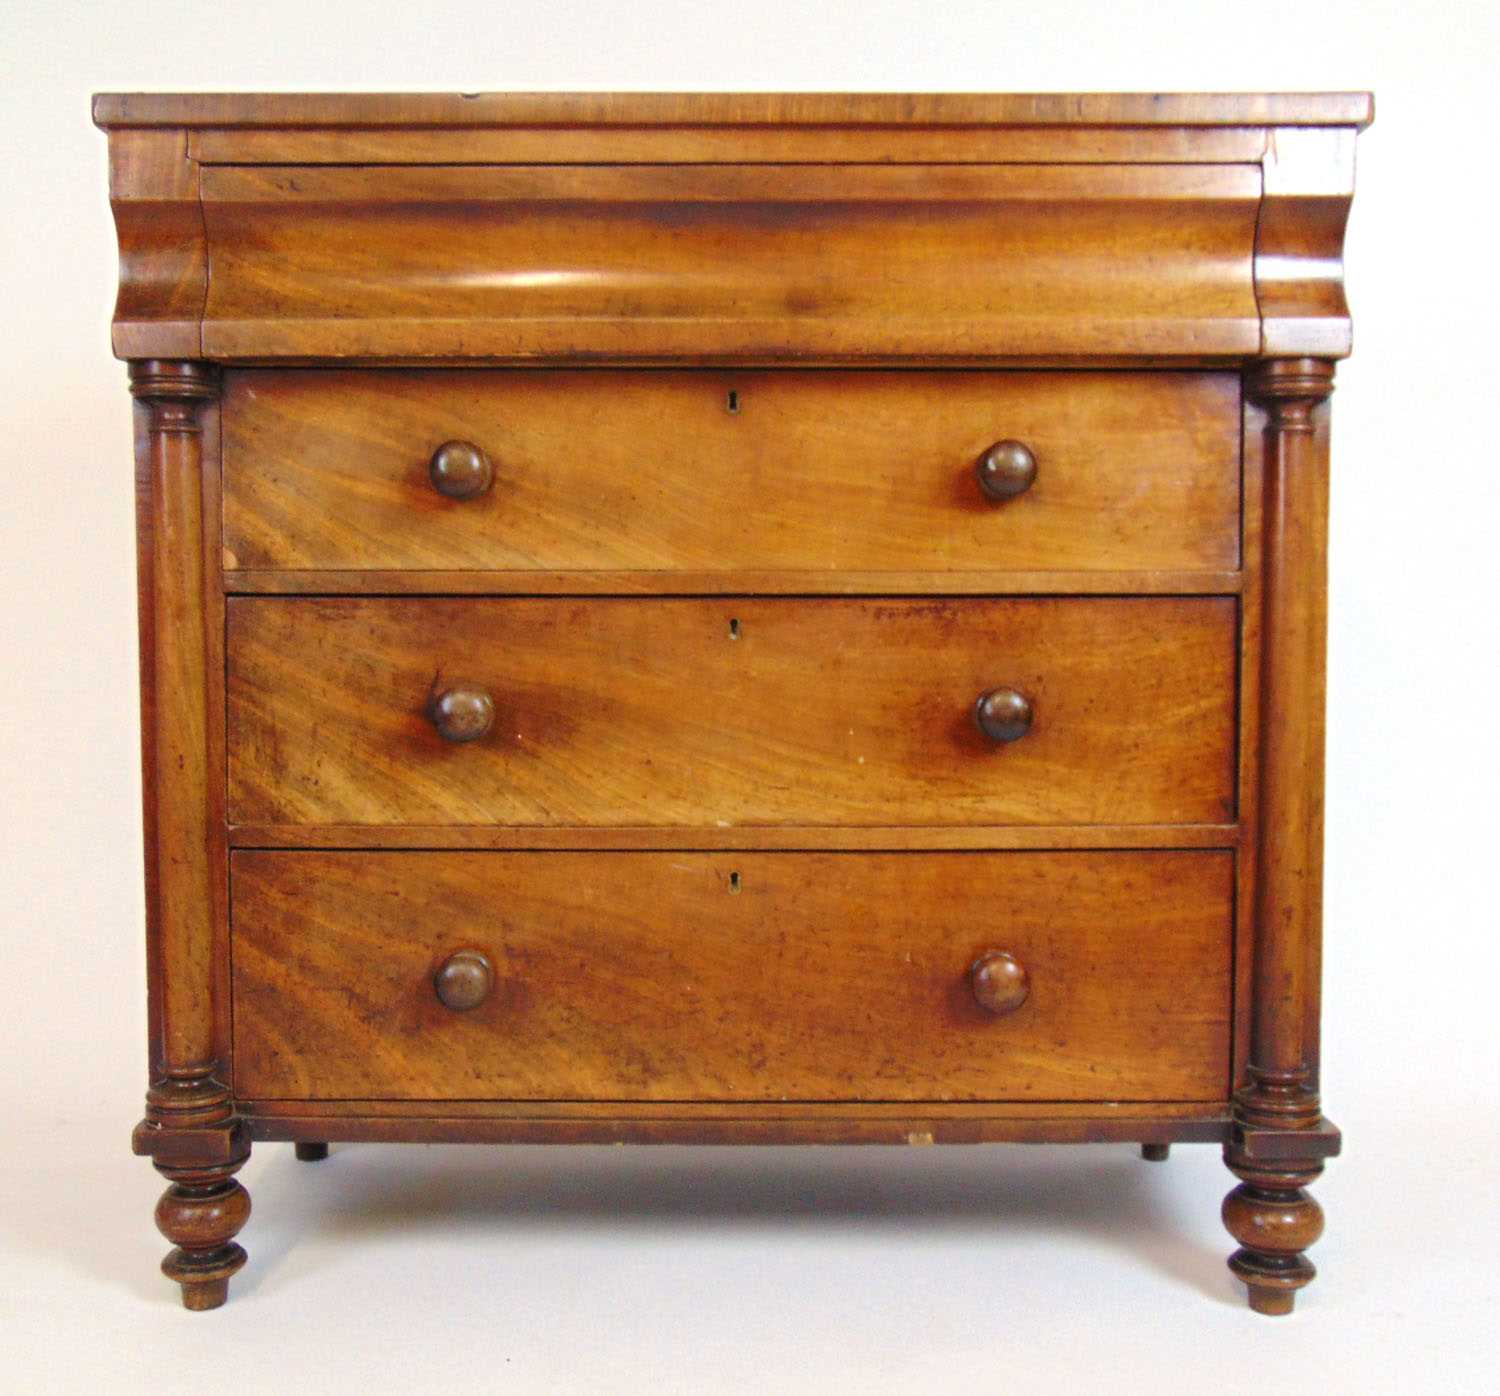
295 1141 329 1162
1141 1143 1170 1162
154 1164 251 1311
1222 1159 1324 1316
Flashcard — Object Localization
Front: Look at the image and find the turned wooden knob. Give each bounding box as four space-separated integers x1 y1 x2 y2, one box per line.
976 440 1037 500
429 440 493 499
434 950 494 1011
975 687 1033 743
428 684 495 743
970 951 1030 1016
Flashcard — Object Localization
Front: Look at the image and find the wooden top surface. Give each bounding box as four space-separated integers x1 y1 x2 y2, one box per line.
92 90 1374 130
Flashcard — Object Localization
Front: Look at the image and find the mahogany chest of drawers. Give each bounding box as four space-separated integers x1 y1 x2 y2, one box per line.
95 90 1370 1313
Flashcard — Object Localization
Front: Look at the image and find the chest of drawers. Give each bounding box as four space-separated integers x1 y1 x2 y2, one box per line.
95 90 1369 1314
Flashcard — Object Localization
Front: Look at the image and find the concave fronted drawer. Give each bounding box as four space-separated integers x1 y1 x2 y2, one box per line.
220 370 1242 576
230 849 1233 1102
226 596 1237 828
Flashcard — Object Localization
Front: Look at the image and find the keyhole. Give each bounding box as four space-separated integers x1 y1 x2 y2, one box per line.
726 389 740 414
728 618 740 640
728 871 742 894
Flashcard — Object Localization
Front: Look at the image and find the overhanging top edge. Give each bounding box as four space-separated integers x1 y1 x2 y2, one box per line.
92 91 1375 132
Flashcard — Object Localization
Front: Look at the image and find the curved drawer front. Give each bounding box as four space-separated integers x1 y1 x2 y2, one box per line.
226 596 1237 828
198 162 1260 361
230 850 1233 1102
221 369 1241 575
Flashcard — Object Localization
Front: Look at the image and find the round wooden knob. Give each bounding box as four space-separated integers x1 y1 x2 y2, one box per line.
428 684 495 743
434 950 494 1011
975 688 1033 744
976 440 1037 500
429 440 493 499
970 951 1030 1016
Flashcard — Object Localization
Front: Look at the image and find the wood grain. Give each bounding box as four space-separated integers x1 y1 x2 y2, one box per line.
1256 130 1358 358
1244 361 1335 1101
226 596 1238 828
221 370 1242 575
222 568 1246 597
106 132 205 359
1221 358 1342 1317
226 823 1242 852
131 362 218 1075
197 163 1261 362
129 361 254 1313
92 90 1375 129
230 850 1233 1102
98 90 1369 1311
243 1107 1230 1148
243 1098 1227 1121
189 125 1272 167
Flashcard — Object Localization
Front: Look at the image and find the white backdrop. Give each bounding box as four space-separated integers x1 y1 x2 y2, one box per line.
3 2 1497 1391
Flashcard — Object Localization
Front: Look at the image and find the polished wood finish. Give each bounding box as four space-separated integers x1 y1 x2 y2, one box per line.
101 92 1366 1313
969 952 1031 1016
241 1097 1228 1149
974 688 1035 745
190 125 1275 169
427 440 493 501
1257 131 1358 359
225 567 1245 597
126 362 252 1311
426 683 496 745
189 162 1261 363
975 440 1039 502
97 92 1366 366
226 597 1237 828
231 850 1232 1102
105 134 205 359
93 90 1375 129
132 362 218 1078
432 949 495 1012
221 371 1241 575
151 1158 250 1310
1219 359 1344 1315
227 822 1240 852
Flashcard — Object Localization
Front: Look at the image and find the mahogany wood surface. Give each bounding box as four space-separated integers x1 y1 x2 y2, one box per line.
246 1115 1229 1148
106 132 205 360
246 1098 1226 1121
226 596 1237 828
238 1096 1231 1149
225 822 1241 852
196 163 1260 363
230 850 1232 1103
97 91 1367 367
93 90 1374 128
221 370 1241 575
189 126 1273 168
223 568 1246 597
1219 360 1343 1315
100 91 1367 1312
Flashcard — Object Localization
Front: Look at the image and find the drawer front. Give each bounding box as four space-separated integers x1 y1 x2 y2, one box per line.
221 370 1241 575
230 850 1233 1102
198 162 1261 361
226 596 1237 828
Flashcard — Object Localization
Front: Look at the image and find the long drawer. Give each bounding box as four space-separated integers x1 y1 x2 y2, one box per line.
220 370 1241 575
230 850 1234 1102
226 596 1238 828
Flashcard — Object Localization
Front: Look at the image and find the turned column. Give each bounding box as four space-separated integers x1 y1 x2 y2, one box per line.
1224 358 1342 1316
126 360 250 1311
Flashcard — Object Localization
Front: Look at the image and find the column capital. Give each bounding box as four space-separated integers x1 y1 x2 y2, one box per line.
1245 358 1335 427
